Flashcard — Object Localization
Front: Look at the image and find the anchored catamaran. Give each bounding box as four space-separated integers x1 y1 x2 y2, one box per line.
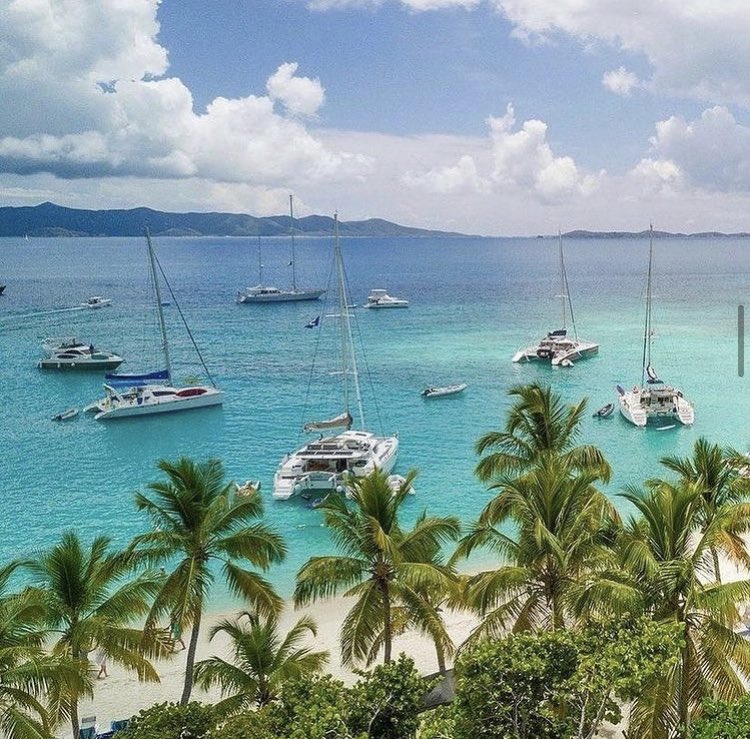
273 214 398 501
512 232 598 366
617 226 694 427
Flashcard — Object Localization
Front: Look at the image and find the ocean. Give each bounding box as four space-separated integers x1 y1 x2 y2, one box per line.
0 234 746 602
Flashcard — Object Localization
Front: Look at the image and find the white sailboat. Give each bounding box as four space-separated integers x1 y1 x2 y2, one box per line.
512 232 599 366
84 230 223 420
273 214 398 501
237 195 326 303
617 226 694 428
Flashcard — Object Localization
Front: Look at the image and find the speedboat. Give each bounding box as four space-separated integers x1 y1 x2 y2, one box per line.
593 402 615 418
512 232 598 365
363 289 409 309
81 296 112 309
273 214 399 501
617 227 693 428
38 337 123 371
421 383 468 398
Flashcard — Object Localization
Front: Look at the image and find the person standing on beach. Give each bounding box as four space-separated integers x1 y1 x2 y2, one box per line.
94 647 108 679
170 618 186 651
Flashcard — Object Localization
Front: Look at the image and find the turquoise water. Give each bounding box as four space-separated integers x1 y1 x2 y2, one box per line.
1 234 747 601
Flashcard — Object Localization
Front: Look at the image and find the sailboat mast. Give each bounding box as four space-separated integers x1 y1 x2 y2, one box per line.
641 225 654 387
289 195 297 292
257 233 263 286
145 228 172 383
333 215 365 428
558 230 566 331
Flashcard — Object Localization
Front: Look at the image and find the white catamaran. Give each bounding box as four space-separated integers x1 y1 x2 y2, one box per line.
617 226 694 428
237 195 326 303
512 232 599 366
84 230 223 420
273 214 399 501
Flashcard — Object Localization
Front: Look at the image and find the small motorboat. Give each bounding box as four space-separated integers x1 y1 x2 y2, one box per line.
421 383 468 399
386 474 416 496
235 480 261 497
363 289 409 309
52 408 79 422
593 402 615 418
81 296 112 309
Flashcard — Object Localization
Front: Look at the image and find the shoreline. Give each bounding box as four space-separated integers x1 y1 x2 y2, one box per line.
74 594 481 736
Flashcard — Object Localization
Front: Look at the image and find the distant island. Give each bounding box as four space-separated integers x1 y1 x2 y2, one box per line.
0 202 473 238
561 229 750 239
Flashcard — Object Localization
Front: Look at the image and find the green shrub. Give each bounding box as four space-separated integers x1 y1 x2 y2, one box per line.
120 702 217 739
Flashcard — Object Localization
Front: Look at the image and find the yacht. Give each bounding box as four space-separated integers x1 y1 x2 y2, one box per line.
237 195 326 303
363 289 409 309
617 226 694 428
38 337 123 371
273 215 399 500
84 230 223 420
512 232 598 365
81 296 112 309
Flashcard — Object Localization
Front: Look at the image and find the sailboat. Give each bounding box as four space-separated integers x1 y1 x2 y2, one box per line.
512 232 599 366
273 214 398 501
617 226 693 427
84 229 223 420
237 195 326 303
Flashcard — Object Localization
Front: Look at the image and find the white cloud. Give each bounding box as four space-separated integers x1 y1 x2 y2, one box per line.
487 104 599 202
266 62 325 117
490 0 750 107
403 155 488 194
602 66 639 96
307 0 480 10
0 4 362 186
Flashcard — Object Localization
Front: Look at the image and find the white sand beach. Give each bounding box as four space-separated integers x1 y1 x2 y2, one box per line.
74 597 481 735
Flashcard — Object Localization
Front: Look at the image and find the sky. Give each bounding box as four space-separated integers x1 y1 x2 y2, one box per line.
3 0 750 235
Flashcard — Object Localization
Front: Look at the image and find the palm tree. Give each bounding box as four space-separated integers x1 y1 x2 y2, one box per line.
193 610 328 713
475 383 610 484
23 532 164 739
457 456 617 638
660 437 750 581
295 469 460 667
133 457 286 704
615 481 750 738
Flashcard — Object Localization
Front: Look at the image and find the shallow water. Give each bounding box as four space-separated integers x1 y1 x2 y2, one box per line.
1 233 747 601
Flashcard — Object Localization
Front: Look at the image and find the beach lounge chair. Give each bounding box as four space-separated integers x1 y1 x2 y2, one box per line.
111 719 129 732
78 728 95 739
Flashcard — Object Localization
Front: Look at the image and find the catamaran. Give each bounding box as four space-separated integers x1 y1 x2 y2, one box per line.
84 230 223 420
512 232 598 366
237 195 326 303
617 226 694 428
273 214 399 501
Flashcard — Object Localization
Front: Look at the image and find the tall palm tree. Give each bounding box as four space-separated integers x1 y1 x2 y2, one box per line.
295 469 460 667
660 437 750 581
475 383 610 484
616 481 750 739
457 456 617 638
193 610 328 713
133 457 286 705
23 532 164 739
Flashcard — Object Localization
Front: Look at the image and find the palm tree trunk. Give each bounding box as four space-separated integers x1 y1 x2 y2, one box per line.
711 547 722 583
180 601 203 705
678 625 691 735
381 581 392 664
70 701 80 739
435 640 446 673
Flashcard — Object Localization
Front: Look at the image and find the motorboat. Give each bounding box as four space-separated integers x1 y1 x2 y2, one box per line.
51 408 79 422
512 232 598 365
617 227 694 428
38 337 123 371
273 214 399 501
593 402 614 418
421 383 468 398
85 230 223 420
235 480 261 497
81 296 112 309
363 289 409 309
237 195 326 304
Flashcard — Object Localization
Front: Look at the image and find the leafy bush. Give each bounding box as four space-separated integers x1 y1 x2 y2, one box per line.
120 702 217 739
691 695 750 739
418 706 456 739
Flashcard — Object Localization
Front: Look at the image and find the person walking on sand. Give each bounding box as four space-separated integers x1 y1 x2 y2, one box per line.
94 647 108 679
170 618 186 651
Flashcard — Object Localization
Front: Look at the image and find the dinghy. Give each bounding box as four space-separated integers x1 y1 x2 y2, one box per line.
52 408 79 422
593 403 614 418
421 383 468 398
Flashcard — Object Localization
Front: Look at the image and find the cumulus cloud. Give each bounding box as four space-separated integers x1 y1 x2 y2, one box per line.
403 155 488 194
489 0 750 107
266 62 325 117
602 66 639 96
308 0 480 10
487 104 599 202
0 2 362 185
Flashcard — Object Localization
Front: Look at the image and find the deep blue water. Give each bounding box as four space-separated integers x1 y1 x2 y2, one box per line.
1 234 748 602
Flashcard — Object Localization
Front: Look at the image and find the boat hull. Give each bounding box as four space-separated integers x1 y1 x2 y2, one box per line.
238 289 325 303
618 387 694 427
38 357 123 371
363 302 409 309
94 387 223 420
513 339 599 365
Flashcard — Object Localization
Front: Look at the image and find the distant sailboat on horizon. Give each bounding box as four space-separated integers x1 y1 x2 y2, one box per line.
237 194 326 304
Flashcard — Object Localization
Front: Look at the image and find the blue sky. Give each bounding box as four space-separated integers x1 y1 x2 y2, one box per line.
3 0 750 234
